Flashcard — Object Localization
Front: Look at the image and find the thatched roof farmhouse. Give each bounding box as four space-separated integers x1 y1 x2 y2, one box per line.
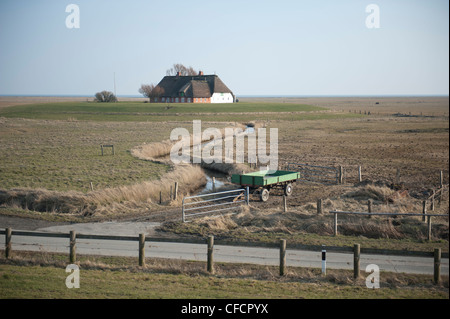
153 71 235 103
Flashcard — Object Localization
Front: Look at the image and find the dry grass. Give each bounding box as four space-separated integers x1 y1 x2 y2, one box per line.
168 184 449 241
0 164 206 217
130 122 256 176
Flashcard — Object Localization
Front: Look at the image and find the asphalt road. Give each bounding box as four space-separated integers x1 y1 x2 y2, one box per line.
1 224 448 276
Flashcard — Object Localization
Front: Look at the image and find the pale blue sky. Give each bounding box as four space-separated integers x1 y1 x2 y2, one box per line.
0 0 448 96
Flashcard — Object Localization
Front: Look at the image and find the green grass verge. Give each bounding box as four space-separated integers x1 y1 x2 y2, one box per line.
0 252 447 299
0 101 363 122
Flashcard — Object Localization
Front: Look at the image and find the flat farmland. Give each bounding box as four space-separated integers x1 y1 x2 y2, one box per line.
0 96 448 245
0 118 176 192
0 96 447 202
0 96 448 300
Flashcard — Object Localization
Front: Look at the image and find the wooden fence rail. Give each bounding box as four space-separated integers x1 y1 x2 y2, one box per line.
1 228 446 284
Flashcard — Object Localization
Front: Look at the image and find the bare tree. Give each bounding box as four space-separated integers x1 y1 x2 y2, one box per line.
139 84 165 102
94 90 117 102
166 63 198 76
139 84 155 101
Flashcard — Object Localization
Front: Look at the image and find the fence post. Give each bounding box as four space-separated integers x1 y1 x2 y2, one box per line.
182 198 185 223
431 190 435 211
333 212 338 236
317 199 323 215
69 230 76 263
368 199 373 218
245 187 249 205
5 228 12 259
358 166 362 182
207 235 214 274
427 216 432 241
422 200 427 222
283 195 287 213
174 182 178 200
139 233 145 267
339 166 344 184
439 170 443 189
434 248 441 284
354 244 360 279
280 239 286 276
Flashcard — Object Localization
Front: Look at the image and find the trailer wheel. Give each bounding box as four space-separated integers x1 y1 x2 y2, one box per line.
284 183 293 196
260 188 270 202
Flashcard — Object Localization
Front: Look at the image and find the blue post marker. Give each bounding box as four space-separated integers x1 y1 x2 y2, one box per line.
322 245 326 275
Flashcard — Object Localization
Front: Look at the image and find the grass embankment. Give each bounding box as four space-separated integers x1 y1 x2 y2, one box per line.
0 101 362 122
0 251 447 299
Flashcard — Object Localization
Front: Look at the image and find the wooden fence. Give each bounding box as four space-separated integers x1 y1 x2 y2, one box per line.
1 228 446 284
330 210 448 241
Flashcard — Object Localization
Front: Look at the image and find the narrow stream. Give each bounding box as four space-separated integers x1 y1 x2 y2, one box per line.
199 169 228 194
197 124 255 194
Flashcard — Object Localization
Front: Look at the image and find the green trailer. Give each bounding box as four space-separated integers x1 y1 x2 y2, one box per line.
231 170 300 202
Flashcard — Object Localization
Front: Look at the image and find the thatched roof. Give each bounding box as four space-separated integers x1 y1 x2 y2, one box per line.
156 73 233 98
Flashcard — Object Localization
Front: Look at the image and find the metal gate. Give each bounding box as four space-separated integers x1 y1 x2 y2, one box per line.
287 163 339 185
182 188 249 222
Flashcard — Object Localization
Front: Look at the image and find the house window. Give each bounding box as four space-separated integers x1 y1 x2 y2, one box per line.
181 97 185 103
175 98 179 103
162 97 165 102
187 98 191 103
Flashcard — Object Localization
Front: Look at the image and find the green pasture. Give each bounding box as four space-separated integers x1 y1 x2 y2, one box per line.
0 101 363 122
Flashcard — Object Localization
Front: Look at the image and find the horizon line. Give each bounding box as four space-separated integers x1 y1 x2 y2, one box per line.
1 94 449 98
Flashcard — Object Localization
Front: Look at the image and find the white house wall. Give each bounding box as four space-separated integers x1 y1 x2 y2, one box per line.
211 93 234 103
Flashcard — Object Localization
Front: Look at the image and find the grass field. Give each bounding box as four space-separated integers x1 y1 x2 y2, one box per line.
0 101 362 122
0 118 177 192
0 96 448 300
0 251 447 299
0 101 326 114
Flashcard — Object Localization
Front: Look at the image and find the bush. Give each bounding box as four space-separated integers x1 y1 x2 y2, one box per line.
94 91 117 103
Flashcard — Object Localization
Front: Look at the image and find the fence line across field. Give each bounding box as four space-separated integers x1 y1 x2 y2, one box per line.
330 210 448 240
182 188 249 222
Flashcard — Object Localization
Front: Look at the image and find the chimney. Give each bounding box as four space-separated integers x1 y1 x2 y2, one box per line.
198 71 204 76
176 71 181 77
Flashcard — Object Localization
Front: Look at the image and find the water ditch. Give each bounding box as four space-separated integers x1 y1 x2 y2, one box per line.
196 124 255 194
